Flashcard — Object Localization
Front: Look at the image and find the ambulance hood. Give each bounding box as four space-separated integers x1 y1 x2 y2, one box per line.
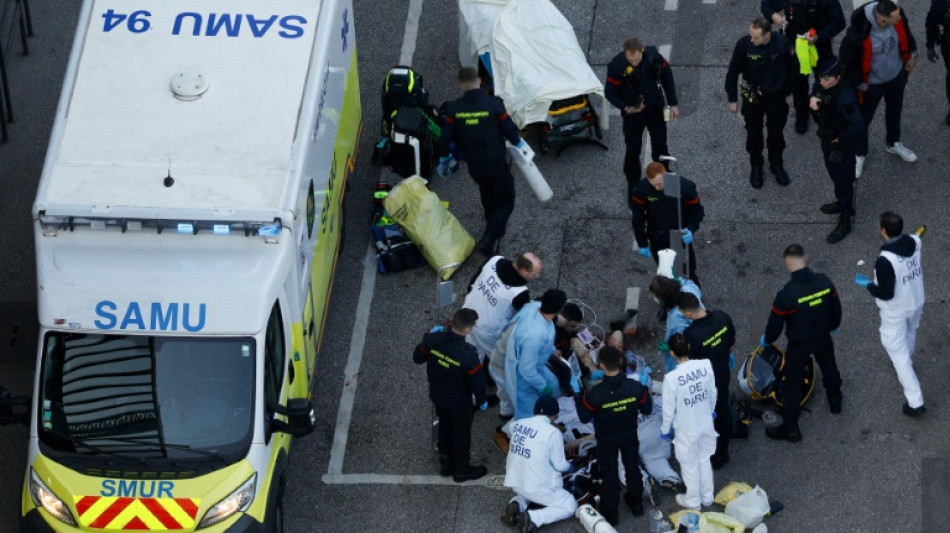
36 230 291 335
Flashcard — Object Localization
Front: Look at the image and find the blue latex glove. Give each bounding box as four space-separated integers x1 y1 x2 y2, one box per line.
480 401 489 411
638 246 651 258
682 229 693 245
437 155 455 179
541 386 552 396
832 328 839 334
712 411 718 420
854 273 871 288
660 431 673 442
516 138 527 149
639 365 653 386
759 335 769 348
590 370 605 381
429 325 444 333
570 375 582 393
729 353 735 371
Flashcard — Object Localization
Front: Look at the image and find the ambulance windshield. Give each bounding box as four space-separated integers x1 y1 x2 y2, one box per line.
37 332 255 464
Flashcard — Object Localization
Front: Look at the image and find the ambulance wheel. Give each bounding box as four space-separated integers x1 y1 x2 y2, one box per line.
265 475 286 533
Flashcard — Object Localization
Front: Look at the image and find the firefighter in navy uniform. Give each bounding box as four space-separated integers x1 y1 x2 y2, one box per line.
439 67 524 256
680 293 737 470
572 347 653 526
762 0 846 133
604 37 679 208
631 162 705 283
725 17 795 189
413 308 490 482
759 244 843 443
925 0 950 125
809 56 865 244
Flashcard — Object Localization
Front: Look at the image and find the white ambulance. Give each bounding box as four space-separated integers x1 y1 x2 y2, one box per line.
16 0 361 530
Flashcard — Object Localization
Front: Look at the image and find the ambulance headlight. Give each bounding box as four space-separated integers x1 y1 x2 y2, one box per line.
29 468 76 526
198 473 256 529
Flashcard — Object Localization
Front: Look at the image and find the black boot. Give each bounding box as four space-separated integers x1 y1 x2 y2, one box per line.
625 492 644 517
750 165 764 189
769 159 790 186
439 454 453 477
826 214 852 244
452 463 488 482
827 389 843 414
765 423 802 443
820 201 841 215
475 235 497 257
795 115 809 134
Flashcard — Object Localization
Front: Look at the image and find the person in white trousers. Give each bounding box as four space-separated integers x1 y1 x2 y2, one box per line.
854 211 926 416
661 333 718 511
502 395 577 533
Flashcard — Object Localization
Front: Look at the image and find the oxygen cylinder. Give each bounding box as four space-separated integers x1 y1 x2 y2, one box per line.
506 141 553 202
575 504 618 533
656 249 677 278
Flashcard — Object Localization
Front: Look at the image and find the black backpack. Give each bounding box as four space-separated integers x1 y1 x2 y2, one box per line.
381 66 429 136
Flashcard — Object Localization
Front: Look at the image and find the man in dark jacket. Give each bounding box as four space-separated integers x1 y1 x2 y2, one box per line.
572 346 652 526
413 308 489 482
809 56 865 244
631 162 705 283
925 0 950 125
725 17 796 188
762 0 846 133
440 67 525 256
760 244 843 442
605 38 679 207
680 293 736 470
839 0 919 178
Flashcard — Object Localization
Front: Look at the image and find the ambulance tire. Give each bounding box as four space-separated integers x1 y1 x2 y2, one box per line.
265 473 287 533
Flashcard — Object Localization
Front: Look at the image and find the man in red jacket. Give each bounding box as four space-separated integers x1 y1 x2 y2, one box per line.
839 0 919 178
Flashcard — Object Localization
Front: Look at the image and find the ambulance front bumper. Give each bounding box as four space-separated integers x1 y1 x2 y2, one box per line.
21 509 264 533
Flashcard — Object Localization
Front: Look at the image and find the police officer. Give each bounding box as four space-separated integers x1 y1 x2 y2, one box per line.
762 0 846 133
680 293 736 470
725 17 795 188
413 308 489 482
925 0 950 125
572 346 652 526
605 37 679 207
759 244 843 443
631 162 705 283
439 67 525 256
809 56 864 244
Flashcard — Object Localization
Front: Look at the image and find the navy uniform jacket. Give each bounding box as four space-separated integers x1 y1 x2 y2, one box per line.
810 80 864 149
440 88 521 164
604 46 678 112
764 267 842 343
683 310 736 388
925 0 950 49
575 374 652 445
630 176 704 249
725 32 795 101
413 329 487 410
761 0 846 42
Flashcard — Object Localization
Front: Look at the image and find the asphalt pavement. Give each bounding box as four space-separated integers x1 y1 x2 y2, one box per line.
1 0 949 531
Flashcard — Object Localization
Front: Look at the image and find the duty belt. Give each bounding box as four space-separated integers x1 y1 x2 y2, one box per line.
740 80 760 105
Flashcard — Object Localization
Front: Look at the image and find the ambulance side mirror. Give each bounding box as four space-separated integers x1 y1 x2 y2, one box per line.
269 398 316 437
0 387 30 426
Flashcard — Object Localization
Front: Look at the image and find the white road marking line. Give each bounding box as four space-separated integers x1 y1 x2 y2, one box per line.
702 0 716 4
323 474 487 486
324 0 424 481
325 243 378 477
665 0 678 10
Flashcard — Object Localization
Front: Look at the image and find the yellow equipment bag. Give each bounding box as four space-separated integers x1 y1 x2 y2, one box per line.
383 176 474 280
714 481 754 506
699 512 745 533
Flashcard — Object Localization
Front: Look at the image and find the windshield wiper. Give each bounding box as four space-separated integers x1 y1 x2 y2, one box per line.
101 437 231 466
42 428 150 465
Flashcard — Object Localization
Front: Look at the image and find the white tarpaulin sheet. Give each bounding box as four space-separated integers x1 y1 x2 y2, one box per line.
458 0 604 129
